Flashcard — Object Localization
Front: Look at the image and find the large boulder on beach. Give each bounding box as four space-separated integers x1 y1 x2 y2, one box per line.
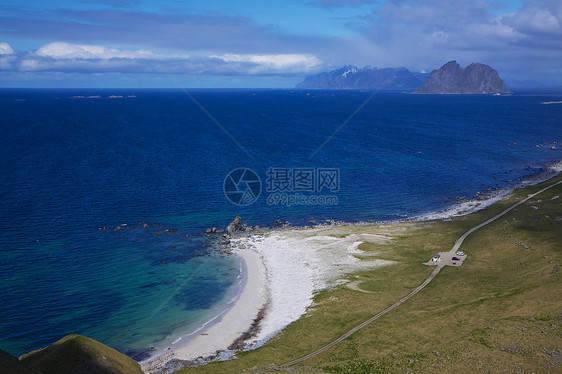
19 334 143 374
227 216 243 236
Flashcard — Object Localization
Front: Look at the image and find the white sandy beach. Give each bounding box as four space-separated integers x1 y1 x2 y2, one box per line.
140 229 393 373
241 231 394 348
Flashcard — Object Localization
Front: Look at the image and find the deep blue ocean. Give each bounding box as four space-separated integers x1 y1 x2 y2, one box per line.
0 88 561 358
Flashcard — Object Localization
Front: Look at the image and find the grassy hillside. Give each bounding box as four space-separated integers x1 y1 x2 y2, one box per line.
19 334 143 374
178 175 562 373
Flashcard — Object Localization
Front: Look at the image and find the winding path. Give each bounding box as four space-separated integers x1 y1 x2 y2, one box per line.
280 179 562 368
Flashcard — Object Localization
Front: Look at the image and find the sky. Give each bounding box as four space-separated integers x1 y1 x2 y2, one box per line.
0 0 561 88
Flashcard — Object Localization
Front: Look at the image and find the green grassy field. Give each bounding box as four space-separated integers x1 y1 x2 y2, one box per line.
179 176 562 374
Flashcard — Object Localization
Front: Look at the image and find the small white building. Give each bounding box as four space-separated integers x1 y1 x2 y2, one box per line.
432 254 441 262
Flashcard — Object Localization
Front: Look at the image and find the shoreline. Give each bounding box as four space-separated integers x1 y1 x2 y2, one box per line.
140 230 395 373
139 159 562 373
140 247 268 374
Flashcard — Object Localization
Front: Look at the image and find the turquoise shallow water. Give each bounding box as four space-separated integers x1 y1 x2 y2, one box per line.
0 88 561 357
0 218 240 357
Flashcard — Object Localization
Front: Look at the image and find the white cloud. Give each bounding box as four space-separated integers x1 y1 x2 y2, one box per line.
34 42 155 60
19 42 193 72
19 58 40 71
15 42 323 76
216 54 322 72
0 42 14 55
0 43 16 69
508 1 562 34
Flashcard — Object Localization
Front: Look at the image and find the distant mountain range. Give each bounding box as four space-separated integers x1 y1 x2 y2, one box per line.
296 61 510 94
415 61 510 94
295 65 424 90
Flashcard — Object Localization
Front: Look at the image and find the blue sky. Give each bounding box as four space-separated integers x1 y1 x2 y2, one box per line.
1 0 560 88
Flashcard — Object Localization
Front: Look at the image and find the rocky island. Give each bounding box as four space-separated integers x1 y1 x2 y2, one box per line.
415 60 510 94
295 65 423 90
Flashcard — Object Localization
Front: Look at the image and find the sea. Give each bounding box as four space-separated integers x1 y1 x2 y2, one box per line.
0 88 561 358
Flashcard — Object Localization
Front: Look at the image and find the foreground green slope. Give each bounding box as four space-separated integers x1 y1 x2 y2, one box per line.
179 176 562 373
19 335 143 374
